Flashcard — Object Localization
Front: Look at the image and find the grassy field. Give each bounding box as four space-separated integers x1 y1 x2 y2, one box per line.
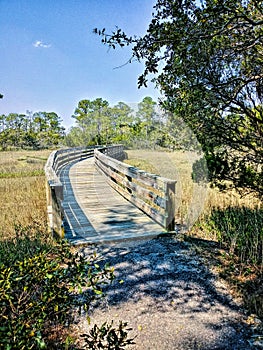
0 150 51 239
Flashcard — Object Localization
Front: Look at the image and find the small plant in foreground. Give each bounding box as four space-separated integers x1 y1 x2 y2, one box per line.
81 321 136 350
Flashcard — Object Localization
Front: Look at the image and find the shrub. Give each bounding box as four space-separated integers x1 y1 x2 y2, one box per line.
0 238 115 349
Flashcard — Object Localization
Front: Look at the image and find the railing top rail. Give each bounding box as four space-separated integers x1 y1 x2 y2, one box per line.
95 148 176 188
44 150 60 183
45 145 121 182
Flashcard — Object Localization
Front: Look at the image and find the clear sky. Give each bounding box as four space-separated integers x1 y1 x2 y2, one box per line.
0 0 160 128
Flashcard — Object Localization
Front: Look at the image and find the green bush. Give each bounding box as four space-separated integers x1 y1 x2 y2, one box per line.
0 237 115 349
0 224 53 265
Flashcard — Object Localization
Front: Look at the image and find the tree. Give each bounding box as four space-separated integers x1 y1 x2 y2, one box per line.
95 0 263 198
32 112 65 147
110 102 134 143
0 111 65 150
72 98 110 145
136 97 157 145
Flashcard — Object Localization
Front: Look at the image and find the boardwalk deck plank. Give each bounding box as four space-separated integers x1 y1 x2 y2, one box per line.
59 158 164 244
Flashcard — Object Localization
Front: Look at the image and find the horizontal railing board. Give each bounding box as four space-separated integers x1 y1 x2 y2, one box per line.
95 150 174 193
95 157 166 211
94 148 176 231
53 149 95 171
46 147 95 177
45 150 61 183
104 174 167 227
99 145 124 160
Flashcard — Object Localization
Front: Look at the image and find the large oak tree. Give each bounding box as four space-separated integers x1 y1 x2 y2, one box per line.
95 0 263 197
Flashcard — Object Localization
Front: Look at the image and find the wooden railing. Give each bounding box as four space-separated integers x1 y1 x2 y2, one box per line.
97 144 125 161
45 144 176 238
45 147 96 237
94 148 176 231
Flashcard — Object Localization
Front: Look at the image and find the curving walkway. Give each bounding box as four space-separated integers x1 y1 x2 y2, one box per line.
59 157 164 245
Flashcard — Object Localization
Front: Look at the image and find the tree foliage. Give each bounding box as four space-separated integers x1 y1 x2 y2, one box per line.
71 98 110 145
0 111 65 150
94 0 263 197
66 96 201 151
66 98 136 147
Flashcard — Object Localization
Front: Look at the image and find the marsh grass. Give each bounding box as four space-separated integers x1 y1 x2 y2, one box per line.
0 150 51 239
126 149 263 318
125 149 205 227
0 150 50 178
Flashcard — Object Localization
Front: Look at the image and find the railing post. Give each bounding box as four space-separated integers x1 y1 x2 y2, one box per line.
165 181 176 231
46 180 53 232
50 182 64 239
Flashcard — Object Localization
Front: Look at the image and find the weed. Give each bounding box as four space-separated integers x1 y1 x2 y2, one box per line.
0 233 115 349
81 321 136 350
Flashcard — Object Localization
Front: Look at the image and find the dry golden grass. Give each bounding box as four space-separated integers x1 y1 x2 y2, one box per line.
0 150 51 239
125 149 206 227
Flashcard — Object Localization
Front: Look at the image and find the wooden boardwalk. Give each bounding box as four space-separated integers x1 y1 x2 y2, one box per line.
59 158 165 244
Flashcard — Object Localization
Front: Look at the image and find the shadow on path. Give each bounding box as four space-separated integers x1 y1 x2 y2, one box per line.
81 236 253 350
59 160 98 244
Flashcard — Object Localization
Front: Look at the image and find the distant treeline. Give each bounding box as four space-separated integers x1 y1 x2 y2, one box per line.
65 96 199 151
0 97 199 152
0 112 65 150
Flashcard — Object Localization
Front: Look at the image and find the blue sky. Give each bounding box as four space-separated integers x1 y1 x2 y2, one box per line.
0 0 159 128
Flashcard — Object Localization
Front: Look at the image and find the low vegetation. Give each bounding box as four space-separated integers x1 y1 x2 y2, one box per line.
0 234 114 349
0 150 50 239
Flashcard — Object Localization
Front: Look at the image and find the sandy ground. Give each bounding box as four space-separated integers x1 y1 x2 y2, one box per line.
77 235 260 349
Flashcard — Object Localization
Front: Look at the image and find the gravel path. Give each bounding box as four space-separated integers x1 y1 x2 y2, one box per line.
78 235 256 349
